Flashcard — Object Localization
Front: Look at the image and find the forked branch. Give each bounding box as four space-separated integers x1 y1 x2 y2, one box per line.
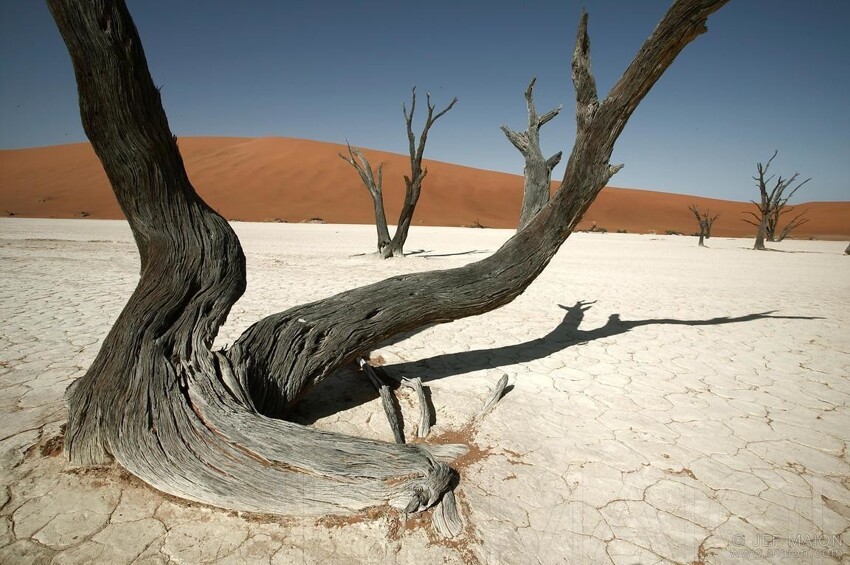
689 203 718 246
501 77 564 229
747 150 811 247
386 88 458 257
776 209 809 241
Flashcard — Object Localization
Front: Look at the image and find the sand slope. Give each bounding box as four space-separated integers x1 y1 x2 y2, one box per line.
1 137 847 238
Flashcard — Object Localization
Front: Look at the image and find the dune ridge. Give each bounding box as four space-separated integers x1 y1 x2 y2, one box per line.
1 136 847 239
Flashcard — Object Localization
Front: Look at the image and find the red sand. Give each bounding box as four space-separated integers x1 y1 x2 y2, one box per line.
1 137 847 239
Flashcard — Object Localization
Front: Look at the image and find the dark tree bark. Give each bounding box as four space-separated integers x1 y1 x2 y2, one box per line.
342 90 456 258
338 143 392 254
689 204 720 246
689 204 708 246
743 151 811 249
705 211 719 239
49 0 728 522
501 78 563 229
774 209 809 242
385 89 457 258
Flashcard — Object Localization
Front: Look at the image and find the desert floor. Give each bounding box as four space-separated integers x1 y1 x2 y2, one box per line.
1 218 848 564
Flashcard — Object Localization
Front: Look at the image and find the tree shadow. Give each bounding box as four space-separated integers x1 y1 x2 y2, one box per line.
290 301 822 423
403 249 489 258
385 301 823 383
420 249 489 259
403 249 430 256
348 249 490 259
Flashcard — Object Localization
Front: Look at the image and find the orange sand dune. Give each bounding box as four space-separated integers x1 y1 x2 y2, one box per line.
1 137 848 239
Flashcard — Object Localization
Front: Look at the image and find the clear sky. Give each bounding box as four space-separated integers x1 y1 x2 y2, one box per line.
1 1 848 202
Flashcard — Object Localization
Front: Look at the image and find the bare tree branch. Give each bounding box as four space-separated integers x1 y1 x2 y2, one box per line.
748 150 812 248
386 88 457 257
339 143 391 253
359 358 404 444
501 77 564 229
476 374 510 421
571 11 598 130
689 203 709 246
705 210 720 238
344 88 455 258
776 210 810 241
401 376 431 438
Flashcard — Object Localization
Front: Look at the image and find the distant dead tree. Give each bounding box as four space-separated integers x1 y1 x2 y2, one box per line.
501 78 563 229
688 204 719 246
341 89 456 258
743 151 811 250
339 144 391 254
705 211 719 239
48 0 728 535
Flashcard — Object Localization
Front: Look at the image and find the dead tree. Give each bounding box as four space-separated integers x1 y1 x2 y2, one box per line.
338 144 391 254
774 209 809 242
743 151 811 249
341 89 456 258
501 78 563 229
688 204 719 246
705 211 719 239
49 0 728 523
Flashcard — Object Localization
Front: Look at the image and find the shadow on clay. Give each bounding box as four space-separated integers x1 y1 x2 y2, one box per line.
290 301 822 424
390 301 823 382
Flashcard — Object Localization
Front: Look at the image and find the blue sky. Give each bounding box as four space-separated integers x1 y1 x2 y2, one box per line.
1 1 848 202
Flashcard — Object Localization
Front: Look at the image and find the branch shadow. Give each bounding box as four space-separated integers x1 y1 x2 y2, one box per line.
349 249 489 259
420 249 490 259
290 301 822 424
403 249 431 256
390 301 822 383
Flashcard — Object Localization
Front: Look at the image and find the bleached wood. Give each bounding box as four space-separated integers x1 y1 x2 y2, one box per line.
477 374 510 421
432 490 463 538
402 376 431 438
359 357 405 444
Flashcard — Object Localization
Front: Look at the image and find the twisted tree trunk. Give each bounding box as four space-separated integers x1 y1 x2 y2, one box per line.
50 0 728 521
